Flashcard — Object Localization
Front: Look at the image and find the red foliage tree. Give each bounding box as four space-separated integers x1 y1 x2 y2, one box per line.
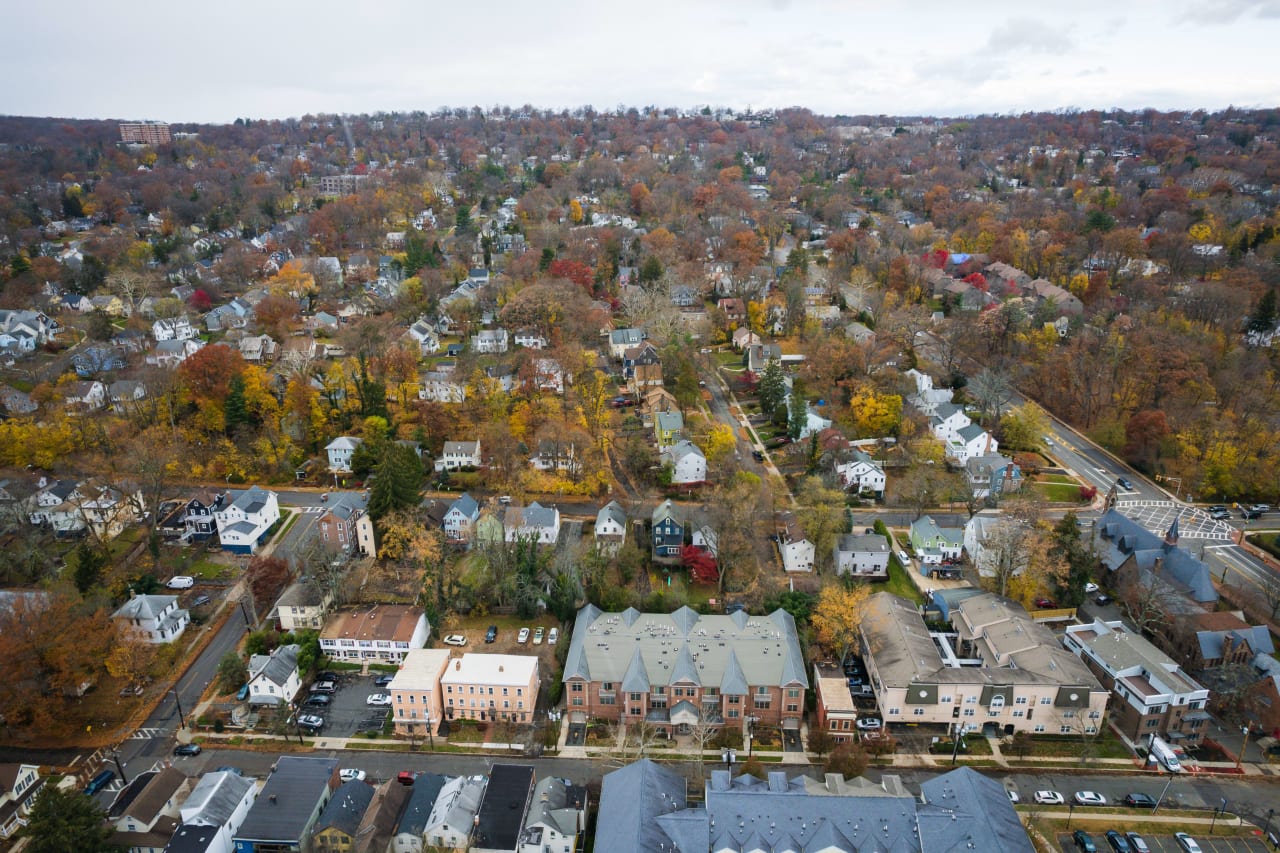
547 259 595 292
962 272 988 291
682 545 720 585
189 289 212 312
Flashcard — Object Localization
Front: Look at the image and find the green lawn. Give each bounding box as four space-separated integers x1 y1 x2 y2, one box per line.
1037 473 1078 485
869 557 924 604
716 351 744 368
1032 482 1086 503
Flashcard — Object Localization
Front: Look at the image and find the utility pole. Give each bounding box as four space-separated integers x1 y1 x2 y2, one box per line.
170 689 186 729
111 751 129 785
1152 774 1175 814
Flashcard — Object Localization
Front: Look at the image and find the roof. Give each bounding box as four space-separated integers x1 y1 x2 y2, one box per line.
661 440 704 464
314 779 374 839
835 532 889 554
655 410 684 433
113 594 177 621
226 485 275 515
353 779 411 853
918 767 1034 853
522 776 586 842
163 823 219 853
442 440 480 455
248 643 299 692
563 604 808 692
234 756 338 843
425 775 486 838
596 500 627 530
325 436 362 451
321 605 425 644
1093 509 1217 602
1197 625 1275 659
651 499 680 526
473 764 535 850
180 770 255 826
1066 620 1206 696
448 493 479 518
388 648 454 692
441 653 539 688
595 760 687 853
506 501 558 531
395 773 447 837
276 581 328 610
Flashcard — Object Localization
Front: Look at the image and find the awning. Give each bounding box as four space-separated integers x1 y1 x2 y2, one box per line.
569 712 587 724
782 717 802 730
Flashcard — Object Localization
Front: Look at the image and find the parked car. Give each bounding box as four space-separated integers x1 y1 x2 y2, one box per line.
1253 504 1271 513
517 627 530 643
173 743 202 756
213 766 244 776
1073 829 1098 852
339 769 367 782
1074 791 1107 806
443 634 467 646
1105 830 1131 853
304 694 332 707
83 769 115 795
190 594 211 607
1034 597 1057 609
751 450 765 462
1095 594 1113 606
1209 508 1231 520
317 671 340 682
548 627 559 645
1207 504 1228 513
533 627 545 644
297 714 324 732
1116 477 1133 490
1007 789 1020 803
366 693 392 706
855 717 882 731
1033 790 1065 805
1084 582 1099 594
310 680 336 694
485 625 498 643
166 575 195 589
1124 832 1150 853
1242 507 1264 520
1174 834 1203 853
374 673 394 686
1122 792 1156 808
236 683 250 701
396 771 418 785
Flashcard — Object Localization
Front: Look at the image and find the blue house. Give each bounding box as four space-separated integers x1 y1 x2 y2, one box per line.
651 500 683 560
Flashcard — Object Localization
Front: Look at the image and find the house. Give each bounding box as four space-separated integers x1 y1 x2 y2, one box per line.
232 756 338 853
651 500 683 560
319 605 430 664
844 321 876 344
390 648 453 736
108 380 148 414
146 338 204 368
311 780 375 853
905 369 953 417
717 297 746 321
744 342 782 372
471 765 536 853
642 387 679 415
169 490 225 544
64 379 106 411
776 511 815 573
594 501 627 553
731 327 761 351
277 336 317 369
623 344 662 389
660 440 706 485
860 591 1107 737
408 317 441 355
109 766 189 853
325 436 363 472
813 664 860 744
1065 619 1211 747
0 385 37 415
237 334 277 363
418 371 466 403
0 764 42 839
530 440 579 476
442 493 480 543
965 453 1023 500
28 478 86 531
474 510 505 548
608 328 645 359
434 439 481 472
422 775 487 852
172 769 256 853
654 410 683 447
832 532 890 579
273 580 333 632
91 294 127 316
964 514 1028 579
441 654 540 725
471 328 509 354
215 486 280 554
152 316 197 342
112 593 190 644
834 448 886 495
391 773 448 853
316 501 366 554
0 309 57 348
909 515 963 566
1191 613 1276 669
670 284 700 308
1091 510 1218 606
532 358 568 394
246 643 301 706
72 482 143 540
348 777 410 853
513 329 548 349
1027 278 1085 316
563 604 808 734
503 502 561 545
517 777 587 853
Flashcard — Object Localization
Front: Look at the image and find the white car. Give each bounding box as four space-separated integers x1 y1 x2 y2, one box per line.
1033 790 1065 805
533 627 545 645
1084 582 1099 594
1007 789 1020 803
443 634 467 647
548 627 558 645
855 717 883 731
366 693 392 706
1174 834 1203 853
166 575 195 589
339 769 367 783
1073 791 1107 806
517 627 530 643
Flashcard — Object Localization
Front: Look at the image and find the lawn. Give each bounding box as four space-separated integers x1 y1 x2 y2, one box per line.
1032 481 1087 503
1037 473 1078 485
1009 729 1132 760
716 351 744 368
868 557 924 604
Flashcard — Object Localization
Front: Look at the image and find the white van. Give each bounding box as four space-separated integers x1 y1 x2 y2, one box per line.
896 550 912 567
1150 736 1182 772
166 575 195 589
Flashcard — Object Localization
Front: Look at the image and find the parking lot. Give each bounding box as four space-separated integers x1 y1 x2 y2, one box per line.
300 671 391 738
1056 831 1276 853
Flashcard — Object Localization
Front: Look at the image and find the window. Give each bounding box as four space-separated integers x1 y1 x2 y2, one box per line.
601 682 612 691
913 708 925 716
1012 710 1024 718
1034 724 1046 733
599 695 615 705
990 695 1006 709
754 698 770 709
1039 697 1052 705
728 696 740 704
503 688 508 696
1145 718 1159 728
963 708 975 717
572 683 583 693
940 696 952 704
728 710 739 718
1015 696 1028 705
786 704 799 712
572 697 583 706
629 692 642 702
1088 711 1101 719
757 686 768 695
1060 725 1073 734
887 708 900 716
654 686 666 695
965 696 977 704
1085 726 1097 734
787 688 800 698
516 688 522 696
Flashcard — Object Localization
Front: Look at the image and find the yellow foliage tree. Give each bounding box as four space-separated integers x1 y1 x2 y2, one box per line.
702 423 736 468
568 199 584 224
812 583 872 658
267 260 316 297
846 386 903 438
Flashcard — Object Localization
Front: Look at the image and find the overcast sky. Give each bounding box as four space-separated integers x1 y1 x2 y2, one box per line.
4 0 1279 123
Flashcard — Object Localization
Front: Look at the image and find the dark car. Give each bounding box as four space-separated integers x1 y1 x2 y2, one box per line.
1095 594 1114 606
1116 477 1133 490
1105 830 1132 853
1123 792 1156 808
751 450 765 462
1073 830 1098 853
310 680 337 694
1242 507 1263 520
373 673 394 686
485 625 498 643
190 594 211 607
305 693 332 707
316 671 340 682
214 766 244 776
173 743 202 756
83 769 115 795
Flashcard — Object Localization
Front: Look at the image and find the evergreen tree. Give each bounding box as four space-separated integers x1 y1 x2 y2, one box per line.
757 359 787 415
73 543 109 594
788 381 808 441
23 785 119 853
367 443 424 521
1247 288 1278 334
1049 512 1094 606
224 374 249 434
639 255 664 284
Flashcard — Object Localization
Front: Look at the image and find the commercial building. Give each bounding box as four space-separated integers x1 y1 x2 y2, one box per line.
120 122 172 145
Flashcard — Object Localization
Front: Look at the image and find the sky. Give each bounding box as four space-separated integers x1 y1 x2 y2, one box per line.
3 0 1279 123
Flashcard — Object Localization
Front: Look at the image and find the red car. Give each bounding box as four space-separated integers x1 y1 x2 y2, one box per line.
1034 598 1057 609
397 771 418 785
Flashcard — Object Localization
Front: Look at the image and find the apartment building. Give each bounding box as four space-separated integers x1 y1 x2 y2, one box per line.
389 648 453 736
319 605 429 664
441 654 540 725
1064 619 1211 746
120 122 171 145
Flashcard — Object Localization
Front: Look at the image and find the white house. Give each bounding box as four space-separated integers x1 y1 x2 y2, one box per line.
833 532 891 579
517 776 587 853
237 334 277 363
434 440 482 471
533 358 568 394
471 328 509 354
835 449 886 495
906 368 953 416
177 770 257 853
422 775 488 851
594 501 627 553
660 440 707 485
608 328 645 359
930 402 997 462
419 371 467 403
0 764 42 839
504 502 561 544
320 605 430 664
112 594 190 644
325 436 363 472
215 486 280 554
146 338 204 368
246 643 301 706
152 315 196 342
778 512 816 573
64 380 106 411
530 440 579 476
443 493 481 543
963 514 1029 579
514 329 549 349
408 317 440 355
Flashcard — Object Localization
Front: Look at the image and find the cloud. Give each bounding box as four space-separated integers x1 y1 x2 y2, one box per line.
1181 0 1280 23
984 17 1075 55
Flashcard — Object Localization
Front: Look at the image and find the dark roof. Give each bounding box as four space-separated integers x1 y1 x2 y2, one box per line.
919 766 1034 853
394 773 447 837
594 759 687 853
109 770 157 818
353 779 411 853
314 780 374 839
1093 509 1217 603
234 756 337 843
472 764 535 850
164 823 218 853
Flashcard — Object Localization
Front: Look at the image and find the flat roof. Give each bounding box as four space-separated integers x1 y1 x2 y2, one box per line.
473 764 534 851
441 653 539 688
389 648 453 691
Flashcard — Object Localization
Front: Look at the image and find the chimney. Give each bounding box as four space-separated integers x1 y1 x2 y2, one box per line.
498 665 504 673
455 660 461 671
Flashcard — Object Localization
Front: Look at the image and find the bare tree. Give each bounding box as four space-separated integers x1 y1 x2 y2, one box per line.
967 368 1015 432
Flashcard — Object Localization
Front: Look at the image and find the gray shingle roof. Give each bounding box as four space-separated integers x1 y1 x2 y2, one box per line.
594 760 686 853
234 756 338 844
395 773 447 837
621 647 652 693
919 766 1035 852
247 644 299 698
314 779 374 839
1093 509 1217 602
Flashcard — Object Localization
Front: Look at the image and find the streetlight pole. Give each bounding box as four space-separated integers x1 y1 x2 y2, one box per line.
170 689 186 730
951 722 968 766
721 747 736 774
1261 808 1273 840
1152 774 1175 814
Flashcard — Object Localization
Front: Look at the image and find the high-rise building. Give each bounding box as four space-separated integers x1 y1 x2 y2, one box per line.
119 122 171 145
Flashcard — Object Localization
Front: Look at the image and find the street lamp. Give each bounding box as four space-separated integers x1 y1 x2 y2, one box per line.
950 722 969 766
110 750 129 785
1236 726 1252 771
1261 807 1274 840
721 747 736 773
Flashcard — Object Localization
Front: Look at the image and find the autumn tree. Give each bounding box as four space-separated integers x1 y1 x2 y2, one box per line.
1000 403 1048 452
796 476 845 574
23 785 117 853
811 582 872 660
825 741 870 779
104 628 159 686
216 651 248 694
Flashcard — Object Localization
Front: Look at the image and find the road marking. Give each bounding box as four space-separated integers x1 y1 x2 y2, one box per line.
128 727 168 740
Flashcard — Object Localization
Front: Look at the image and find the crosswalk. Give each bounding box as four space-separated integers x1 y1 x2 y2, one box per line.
1114 500 1235 541
300 506 326 515
128 727 169 740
